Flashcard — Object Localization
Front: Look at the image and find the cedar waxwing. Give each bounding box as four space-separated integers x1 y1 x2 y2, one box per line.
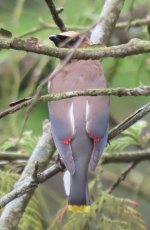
48 31 109 212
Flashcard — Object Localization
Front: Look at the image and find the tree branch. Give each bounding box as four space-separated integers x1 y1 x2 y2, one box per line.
0 152 28 161
90 0 125 44
1 148 150 167
44 0 67 32
108 102 150 140
1 86 150 119
102 149 150 164
1 37 150 59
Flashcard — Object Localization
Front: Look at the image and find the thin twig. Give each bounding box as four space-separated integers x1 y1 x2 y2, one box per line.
107 162 139 194
1 87 150 119
116 18 150 29
108 102 150 140
0 160 27 166
18 26 45 38
45 0 67 32
17 17 150 38
0 152 28 161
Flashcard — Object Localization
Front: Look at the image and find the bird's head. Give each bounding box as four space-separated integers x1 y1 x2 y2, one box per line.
49 31 92 48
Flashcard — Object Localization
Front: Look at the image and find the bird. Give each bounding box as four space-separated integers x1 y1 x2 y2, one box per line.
48 31 109 213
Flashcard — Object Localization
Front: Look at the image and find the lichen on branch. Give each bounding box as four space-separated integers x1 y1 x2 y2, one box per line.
0 37 150 59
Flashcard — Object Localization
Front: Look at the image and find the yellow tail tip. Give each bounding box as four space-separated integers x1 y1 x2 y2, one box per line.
68 205 91 213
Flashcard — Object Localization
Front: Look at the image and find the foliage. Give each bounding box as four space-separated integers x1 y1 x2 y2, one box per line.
0 130 38 153
107 120 150 152
49 167 148 230
0 131 44 229
0 170 43 230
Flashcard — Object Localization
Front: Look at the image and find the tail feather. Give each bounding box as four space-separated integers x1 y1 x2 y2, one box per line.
68 205 91 213
63 170 71 196
63 158 91 213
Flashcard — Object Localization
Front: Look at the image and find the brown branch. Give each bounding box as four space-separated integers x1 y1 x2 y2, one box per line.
1 86 150 119
0 37 150 59
102 149 150 164
0 152 28 161
1 148 150 165
44 0 67 32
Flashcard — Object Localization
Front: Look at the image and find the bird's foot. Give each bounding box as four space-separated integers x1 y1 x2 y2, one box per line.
55 154 65 172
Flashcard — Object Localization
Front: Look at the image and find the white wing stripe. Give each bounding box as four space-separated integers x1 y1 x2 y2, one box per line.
86 100 90 122
63 170 71 196
69 102 75 134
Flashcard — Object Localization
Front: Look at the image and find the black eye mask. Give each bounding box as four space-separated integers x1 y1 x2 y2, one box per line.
49 35 80 47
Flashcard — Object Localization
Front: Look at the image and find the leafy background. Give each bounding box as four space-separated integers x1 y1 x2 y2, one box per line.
0 0 150 229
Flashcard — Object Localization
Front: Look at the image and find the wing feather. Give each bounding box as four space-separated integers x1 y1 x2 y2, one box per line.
49 101 76 175
86 97 109 171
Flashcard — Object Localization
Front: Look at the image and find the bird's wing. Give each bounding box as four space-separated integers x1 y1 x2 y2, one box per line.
89 128 108 171
49 100 76 175
86 97 109 171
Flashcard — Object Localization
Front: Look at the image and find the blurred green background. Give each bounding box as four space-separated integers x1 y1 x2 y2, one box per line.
0 0 150 229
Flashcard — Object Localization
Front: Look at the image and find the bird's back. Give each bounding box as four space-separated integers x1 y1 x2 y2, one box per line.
48 60 109 173
49 60 106 92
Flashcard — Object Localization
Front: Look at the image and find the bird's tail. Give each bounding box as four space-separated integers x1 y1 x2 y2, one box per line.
63 167 91 213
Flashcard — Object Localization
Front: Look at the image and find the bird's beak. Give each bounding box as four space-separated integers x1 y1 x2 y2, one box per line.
49 35 60 47
49 35 58 42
